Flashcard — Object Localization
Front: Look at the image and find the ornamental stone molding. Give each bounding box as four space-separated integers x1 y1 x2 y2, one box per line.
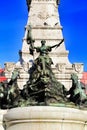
72 63 84 73
56 63 66 73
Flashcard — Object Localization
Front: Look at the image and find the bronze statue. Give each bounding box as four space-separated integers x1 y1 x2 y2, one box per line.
67 73 87 107
1 40 87 108
0 69 21 109
30 39 64 75
7 69 20 108
0 82 8 109
20 39 69 106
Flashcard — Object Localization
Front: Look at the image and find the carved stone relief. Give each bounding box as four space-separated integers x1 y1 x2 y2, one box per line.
72 63 83 73
56 63 66 73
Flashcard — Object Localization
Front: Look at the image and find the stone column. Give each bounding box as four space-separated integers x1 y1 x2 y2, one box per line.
22 0 69 65
4 106 87 130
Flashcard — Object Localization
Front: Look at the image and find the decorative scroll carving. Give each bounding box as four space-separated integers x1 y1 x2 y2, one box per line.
4 62 15 72
56 63 66 73
72 63 83 73
38 13 50 20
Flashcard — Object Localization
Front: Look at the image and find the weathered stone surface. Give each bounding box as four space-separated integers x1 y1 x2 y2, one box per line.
4 106 87 130
0 110 7 130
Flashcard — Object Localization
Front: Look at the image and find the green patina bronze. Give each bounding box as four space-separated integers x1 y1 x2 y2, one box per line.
0 69 20 109
0 40 87 108
67 73 87 107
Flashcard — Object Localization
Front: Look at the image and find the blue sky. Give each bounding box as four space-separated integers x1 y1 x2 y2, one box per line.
0 0 87 71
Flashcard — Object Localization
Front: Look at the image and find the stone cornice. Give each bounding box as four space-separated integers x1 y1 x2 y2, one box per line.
22 51 69 56
26 0 60 10
25 25 63 30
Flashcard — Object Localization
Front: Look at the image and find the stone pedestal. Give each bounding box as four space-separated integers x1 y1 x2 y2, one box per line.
4 106 87 130
0 110 7 130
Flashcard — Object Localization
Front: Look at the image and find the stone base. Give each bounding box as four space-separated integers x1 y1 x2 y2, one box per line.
4 106 87 130
0 110 7 130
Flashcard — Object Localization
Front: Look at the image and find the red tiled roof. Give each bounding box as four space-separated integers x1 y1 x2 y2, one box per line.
80 72 87 95
0 76 7 82
0 68 7 82
0 69 4 73
80 72 87 85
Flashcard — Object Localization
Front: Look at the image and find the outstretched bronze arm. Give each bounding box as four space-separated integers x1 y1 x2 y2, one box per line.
50 39 64 49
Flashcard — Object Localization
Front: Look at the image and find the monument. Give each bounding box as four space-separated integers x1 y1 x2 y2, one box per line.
4 0 83 89
0 0 87 130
